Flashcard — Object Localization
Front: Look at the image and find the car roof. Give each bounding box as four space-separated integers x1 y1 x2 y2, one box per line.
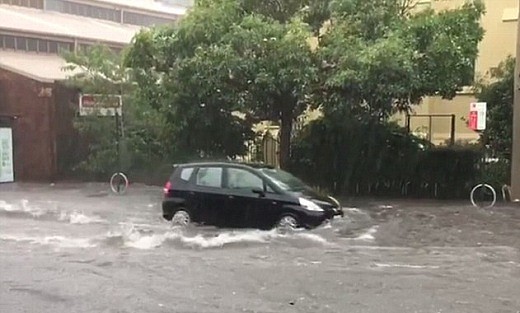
173 161 276 170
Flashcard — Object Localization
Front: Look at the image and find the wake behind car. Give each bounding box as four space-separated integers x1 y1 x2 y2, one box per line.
162 162 343 230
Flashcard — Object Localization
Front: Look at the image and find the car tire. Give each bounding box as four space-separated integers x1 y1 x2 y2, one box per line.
276 214 299 231
171 209 191 227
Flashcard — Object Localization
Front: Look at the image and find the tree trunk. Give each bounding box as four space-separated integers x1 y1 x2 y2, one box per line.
279 112 293 169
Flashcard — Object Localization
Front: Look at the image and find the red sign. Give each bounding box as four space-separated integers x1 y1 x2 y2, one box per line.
468 102 486 131
468 110 478 130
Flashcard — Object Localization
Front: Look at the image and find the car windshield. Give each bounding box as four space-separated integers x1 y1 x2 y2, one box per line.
260 168 308 191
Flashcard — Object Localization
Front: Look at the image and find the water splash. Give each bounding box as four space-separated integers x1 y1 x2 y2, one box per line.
0 199 47 217
0 199 105 224
59 211 105 224
101 224 332 250
354 226 378 241
0 234 96 248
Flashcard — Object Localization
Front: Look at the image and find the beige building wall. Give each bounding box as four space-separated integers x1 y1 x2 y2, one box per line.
400 0 518 145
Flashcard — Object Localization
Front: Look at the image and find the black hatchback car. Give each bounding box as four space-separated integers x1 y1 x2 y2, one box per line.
162 162 343 230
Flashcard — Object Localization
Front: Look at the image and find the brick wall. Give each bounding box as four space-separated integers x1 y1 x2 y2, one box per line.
53 82 85 178
0 68 55 181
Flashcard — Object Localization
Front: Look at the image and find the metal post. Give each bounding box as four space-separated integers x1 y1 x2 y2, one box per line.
450 114 456 146
115 111 121 171
406 114 411 133
428 116 432 142
511 1 520 200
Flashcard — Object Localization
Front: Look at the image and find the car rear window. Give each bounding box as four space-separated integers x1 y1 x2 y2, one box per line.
180 167 194 181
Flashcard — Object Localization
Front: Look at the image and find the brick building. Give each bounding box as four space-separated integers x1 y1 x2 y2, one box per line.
0 0 188 182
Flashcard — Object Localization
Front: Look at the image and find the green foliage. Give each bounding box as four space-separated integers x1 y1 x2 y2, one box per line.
126 0 318 167
318 0 485 118
63 45 168 178
239 0 331 33
476 56 515 159
479 159 510 191
289 117 482 198
119 0 486 187
70 115 119 178
293 0 487 197
289 115 430 193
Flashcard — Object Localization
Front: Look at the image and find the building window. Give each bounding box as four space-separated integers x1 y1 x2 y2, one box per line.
27 38 38 52
45 0 63 11
48 41 58 53
123 11 174 26
0 0 43 8
38 39 48 52
46 0 118 22
161 0 193 7
78 43 89 52
0 33 74 54
15 37 27 50
2 35 15 50
57 42 73 53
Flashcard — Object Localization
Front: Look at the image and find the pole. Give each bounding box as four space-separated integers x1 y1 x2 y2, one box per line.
450 114 455 146
428 115 432 142
115 111 121 171
510 0 520 200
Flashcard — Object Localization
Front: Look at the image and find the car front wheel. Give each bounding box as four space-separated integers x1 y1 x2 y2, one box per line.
276 214 299 231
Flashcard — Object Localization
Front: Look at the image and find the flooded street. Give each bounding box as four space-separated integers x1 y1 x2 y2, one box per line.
1 183 520 313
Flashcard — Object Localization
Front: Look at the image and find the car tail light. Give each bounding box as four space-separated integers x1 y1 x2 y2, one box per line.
163 181 172 195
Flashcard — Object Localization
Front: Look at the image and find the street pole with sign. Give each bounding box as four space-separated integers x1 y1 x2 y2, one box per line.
79 93 128 194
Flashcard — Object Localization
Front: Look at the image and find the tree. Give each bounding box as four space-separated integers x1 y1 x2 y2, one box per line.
290 0 485 192
239 0 331 33
127 39 255 159
126 0 317 167
476 56 514 159
63 45 167 178
317 0 485 119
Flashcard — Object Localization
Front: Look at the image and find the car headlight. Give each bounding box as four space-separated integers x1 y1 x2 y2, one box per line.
299 197 324 212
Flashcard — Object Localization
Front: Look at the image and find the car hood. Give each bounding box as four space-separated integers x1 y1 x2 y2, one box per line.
289 188 340 210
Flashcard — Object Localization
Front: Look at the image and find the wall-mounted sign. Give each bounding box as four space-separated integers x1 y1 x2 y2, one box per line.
468 102 486 131
0 127 14 183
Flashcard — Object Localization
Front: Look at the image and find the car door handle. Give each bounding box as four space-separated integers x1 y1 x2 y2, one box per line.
228 195 235 199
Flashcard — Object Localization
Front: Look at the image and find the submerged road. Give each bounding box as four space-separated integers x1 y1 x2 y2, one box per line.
1 183 519 313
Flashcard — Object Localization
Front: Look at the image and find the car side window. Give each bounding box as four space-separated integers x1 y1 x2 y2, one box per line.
180 167 194 181
196 167 223 188
227 168 264 191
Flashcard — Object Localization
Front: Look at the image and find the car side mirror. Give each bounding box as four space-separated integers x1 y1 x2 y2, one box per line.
252 187 265 197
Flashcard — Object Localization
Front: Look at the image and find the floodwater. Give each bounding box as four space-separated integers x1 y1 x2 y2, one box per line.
1 183 520 313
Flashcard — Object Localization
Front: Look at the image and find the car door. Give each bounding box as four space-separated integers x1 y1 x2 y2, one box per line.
223 167 278 229
190 166 227 227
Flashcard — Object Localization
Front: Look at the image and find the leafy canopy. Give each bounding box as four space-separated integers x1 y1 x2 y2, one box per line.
126 0 318 166
476 56 515 158
318 0 485 118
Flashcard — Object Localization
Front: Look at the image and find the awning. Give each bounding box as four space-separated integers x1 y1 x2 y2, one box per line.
0 51 81 83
